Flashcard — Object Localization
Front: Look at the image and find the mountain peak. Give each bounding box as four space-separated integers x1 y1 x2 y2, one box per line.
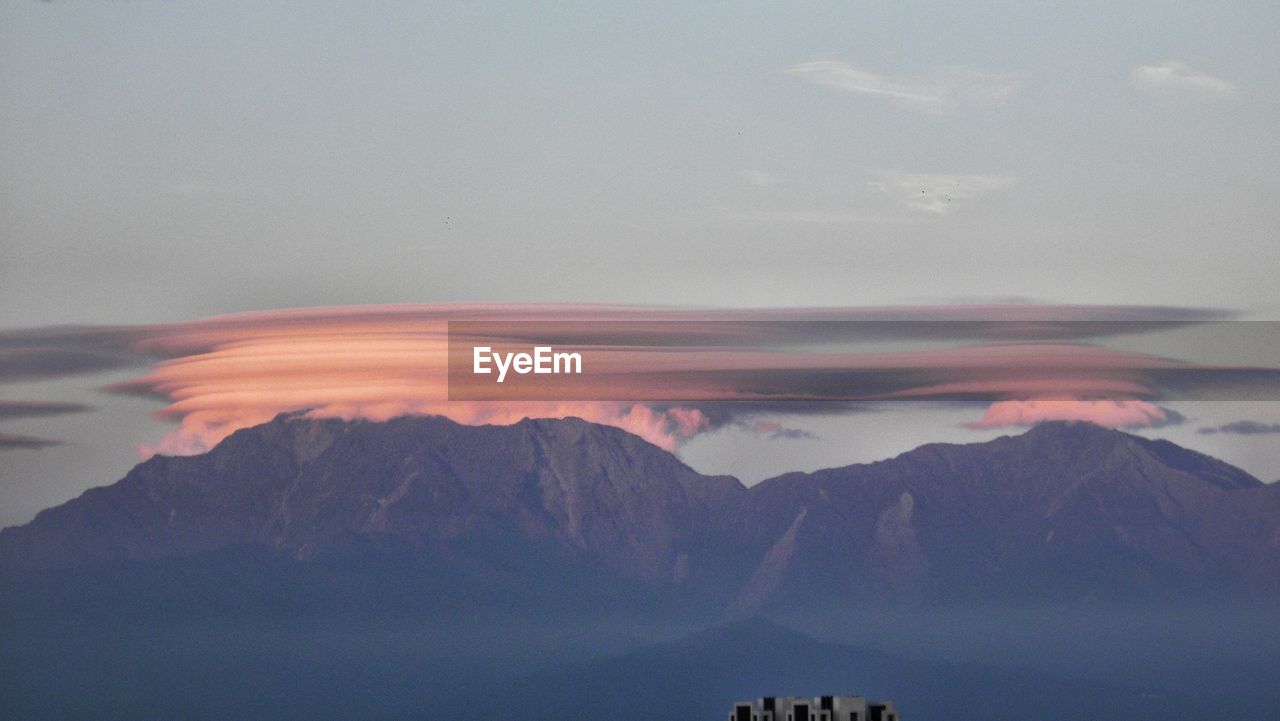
1018 419 1128 440
1011 420 1261 490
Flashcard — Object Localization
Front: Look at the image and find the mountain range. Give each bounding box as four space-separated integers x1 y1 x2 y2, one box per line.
3 413 1278 613
4 413 1280 720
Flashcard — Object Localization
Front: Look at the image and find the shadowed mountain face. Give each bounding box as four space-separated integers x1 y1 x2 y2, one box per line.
0 415 744 604
732 421 1280 609
2 415 1278 612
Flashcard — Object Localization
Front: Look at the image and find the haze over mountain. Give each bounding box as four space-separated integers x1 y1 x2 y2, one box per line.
499 617 1264 721
3 414 1278 613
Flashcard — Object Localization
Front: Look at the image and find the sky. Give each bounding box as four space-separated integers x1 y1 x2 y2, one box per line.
2 1 1279 528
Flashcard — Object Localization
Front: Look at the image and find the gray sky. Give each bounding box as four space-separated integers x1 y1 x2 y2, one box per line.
2 1 1279 527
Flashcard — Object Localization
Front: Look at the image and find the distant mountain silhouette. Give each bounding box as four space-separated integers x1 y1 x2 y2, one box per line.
2 414 1278 613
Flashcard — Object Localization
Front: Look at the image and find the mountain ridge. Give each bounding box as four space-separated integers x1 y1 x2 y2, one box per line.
2 414 1277 610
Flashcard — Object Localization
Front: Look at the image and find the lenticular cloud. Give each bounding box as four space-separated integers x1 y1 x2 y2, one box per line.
72 303 1272 456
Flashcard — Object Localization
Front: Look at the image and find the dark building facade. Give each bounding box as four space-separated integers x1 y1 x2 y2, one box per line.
730 695 899 721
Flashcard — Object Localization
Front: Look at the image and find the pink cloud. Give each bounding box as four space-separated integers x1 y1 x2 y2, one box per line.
963 399 1174 430
96 303 1244 457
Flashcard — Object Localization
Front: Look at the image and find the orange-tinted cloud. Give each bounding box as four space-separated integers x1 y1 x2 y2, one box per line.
962 399 1177 429
108 305 739 456
136 401 710 458
23 303 1259 455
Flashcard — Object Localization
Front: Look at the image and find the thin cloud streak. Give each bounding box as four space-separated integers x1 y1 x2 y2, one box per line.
1198 420 1280 435
727 209 922 225
743 420 818 441
786 60 1024 113
738 169 778 188
1132 61 1237 97
869 172 1016 214
0 401 94 421
0 433 63 451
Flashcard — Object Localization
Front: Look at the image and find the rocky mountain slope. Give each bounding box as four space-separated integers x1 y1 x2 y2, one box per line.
2 415 1277 610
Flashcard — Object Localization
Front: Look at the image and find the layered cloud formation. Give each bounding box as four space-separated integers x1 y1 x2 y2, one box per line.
2 303 1276 455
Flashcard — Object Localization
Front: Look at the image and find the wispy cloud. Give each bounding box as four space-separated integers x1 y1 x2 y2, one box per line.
742 420 818 441
869 172 1016 214
0 401 94 452
1132 61 1237 97
738 169 778 188
963 400 1185 430
0 400 94 421
1198 420 1280 435
729 209 921 225
786 60 1023 113
0 346 143 383
0 433 62 451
